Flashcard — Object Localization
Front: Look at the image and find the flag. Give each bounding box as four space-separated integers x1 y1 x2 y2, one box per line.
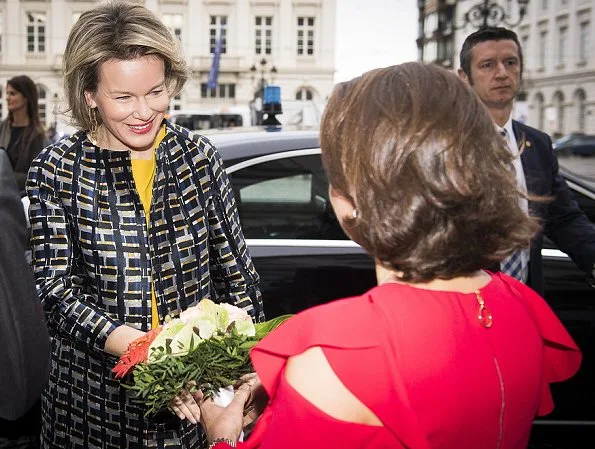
207 32 223 90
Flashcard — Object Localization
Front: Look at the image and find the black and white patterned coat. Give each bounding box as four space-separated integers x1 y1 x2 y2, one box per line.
26 121 262 449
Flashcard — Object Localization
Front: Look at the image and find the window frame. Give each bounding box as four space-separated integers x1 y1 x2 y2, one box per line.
538 30 547 69
26 11 47 54
200 83 236 99
296 16 315 56
163 13 184 43
579 21 590 63
255 16 273 55
37 84 48 127
210 15 227 54
557 25 567 66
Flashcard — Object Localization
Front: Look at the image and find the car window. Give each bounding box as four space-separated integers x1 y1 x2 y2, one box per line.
229 154 347 240
241 174 313 204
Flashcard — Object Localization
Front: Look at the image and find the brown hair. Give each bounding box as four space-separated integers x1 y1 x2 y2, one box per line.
62 1 189 131
6 75 45 151
320 62 539 282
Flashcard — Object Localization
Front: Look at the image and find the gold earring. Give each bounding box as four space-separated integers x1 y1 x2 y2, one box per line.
88 107 98 144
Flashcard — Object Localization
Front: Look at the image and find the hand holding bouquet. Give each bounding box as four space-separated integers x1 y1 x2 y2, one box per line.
112 299 290 416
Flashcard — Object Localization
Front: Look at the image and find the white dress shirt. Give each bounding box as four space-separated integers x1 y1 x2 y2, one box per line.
499 118 530 282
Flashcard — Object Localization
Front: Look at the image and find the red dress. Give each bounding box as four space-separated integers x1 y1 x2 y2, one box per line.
214 273 581 449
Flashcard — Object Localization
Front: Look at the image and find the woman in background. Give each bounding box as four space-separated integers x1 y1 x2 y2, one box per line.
0 75 47 194
194 62 581 449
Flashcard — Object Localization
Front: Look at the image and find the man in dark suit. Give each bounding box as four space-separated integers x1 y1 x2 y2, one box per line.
0 148 50 447
458 26 595 296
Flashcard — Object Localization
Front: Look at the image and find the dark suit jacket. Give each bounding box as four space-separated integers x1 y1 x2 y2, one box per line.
513 120 595 296
0 149 49 421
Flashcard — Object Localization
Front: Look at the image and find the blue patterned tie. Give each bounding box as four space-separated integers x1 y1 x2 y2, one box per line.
501 251 527 282
499 128 528 283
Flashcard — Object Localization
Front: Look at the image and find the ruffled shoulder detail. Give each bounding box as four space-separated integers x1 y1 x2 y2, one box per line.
250 291 433 449
251 295 382 394
494 273 582 415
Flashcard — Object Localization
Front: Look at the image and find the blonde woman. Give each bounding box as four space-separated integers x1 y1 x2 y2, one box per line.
26 2 261 448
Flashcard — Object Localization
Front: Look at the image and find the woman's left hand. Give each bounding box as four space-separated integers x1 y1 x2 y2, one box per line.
235 373 268 427
195 383 251 445
170 385 202 425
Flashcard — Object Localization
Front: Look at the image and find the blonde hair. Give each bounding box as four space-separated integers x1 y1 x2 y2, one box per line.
62 1 189 131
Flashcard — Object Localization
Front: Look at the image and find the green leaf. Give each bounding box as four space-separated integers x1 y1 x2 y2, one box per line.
254 314 293 339
148 321 186 362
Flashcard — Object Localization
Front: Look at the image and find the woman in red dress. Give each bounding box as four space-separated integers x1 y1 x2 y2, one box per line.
194 62 581 449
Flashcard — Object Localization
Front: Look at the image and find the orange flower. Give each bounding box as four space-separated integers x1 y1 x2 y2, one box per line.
112 327 162 379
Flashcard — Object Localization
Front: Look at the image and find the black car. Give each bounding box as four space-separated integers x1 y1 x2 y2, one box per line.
206 127 595 448
554 133 595 157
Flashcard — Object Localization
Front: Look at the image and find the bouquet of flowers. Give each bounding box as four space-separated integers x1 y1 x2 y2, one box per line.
112 299 291 416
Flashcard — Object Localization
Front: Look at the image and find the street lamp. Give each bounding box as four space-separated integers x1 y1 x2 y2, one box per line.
458 0 530 29
249 58 277 125
249 57 277 98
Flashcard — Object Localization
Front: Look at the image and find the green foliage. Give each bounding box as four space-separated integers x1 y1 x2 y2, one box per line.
123 315 292 416
254 315 293 339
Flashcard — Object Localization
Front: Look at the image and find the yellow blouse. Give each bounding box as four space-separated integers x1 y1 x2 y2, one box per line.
130 125 166 329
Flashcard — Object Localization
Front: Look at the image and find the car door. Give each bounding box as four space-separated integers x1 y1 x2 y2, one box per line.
226 149 376 318
227 146 595 448
531 176 595 448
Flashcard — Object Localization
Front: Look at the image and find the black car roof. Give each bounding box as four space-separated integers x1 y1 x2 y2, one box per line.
202 127 320 161
201 126 595 198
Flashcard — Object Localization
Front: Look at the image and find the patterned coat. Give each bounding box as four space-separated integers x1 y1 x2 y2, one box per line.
26 122 263 449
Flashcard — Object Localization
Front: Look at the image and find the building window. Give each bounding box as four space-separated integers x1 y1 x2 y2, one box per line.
255 16 273 55
554 91 564 133
539 31 547 69
579 22 590 62
541 0 548 10
558 26 567 66
575 90 586 132
535 93 545 130
200 83 236 99
37 85 47 126
437 39 453 64
171 94 182 111
297 17 315 56
210 16 227 54
521 35 529 58
424 13 437 39
27 12 46 53
423 41 437 63
296 87 313 101
163 14 183 42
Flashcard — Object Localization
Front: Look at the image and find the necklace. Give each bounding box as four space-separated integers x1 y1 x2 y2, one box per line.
475 289 493 328
380 275 493 328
